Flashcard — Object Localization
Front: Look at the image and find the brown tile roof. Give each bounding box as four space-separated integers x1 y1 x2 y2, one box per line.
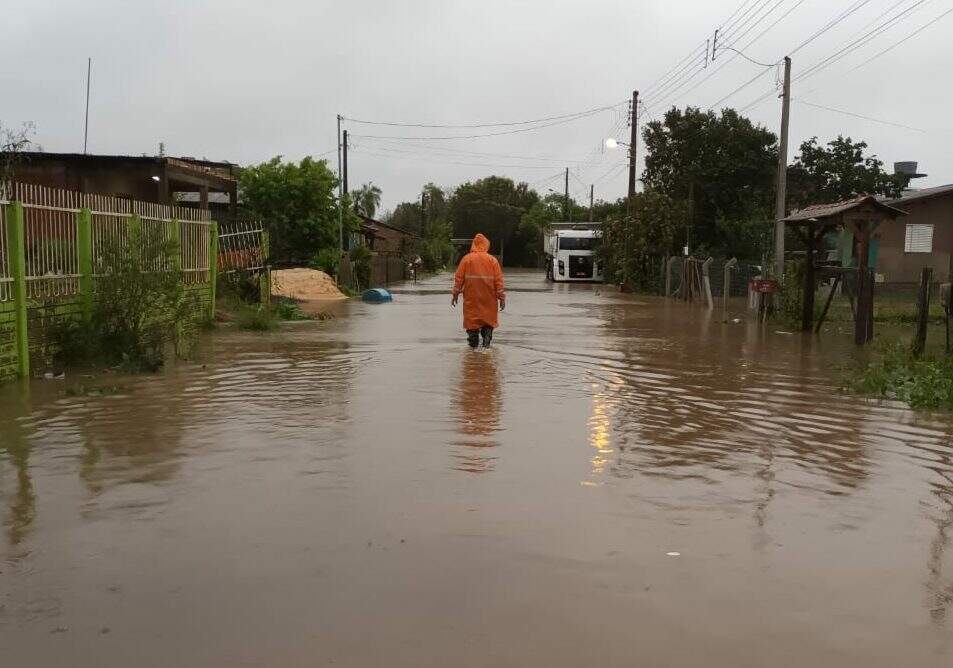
782 195 906 223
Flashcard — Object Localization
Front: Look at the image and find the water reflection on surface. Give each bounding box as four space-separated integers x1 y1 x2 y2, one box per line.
1 270 953 667
450 350 502 473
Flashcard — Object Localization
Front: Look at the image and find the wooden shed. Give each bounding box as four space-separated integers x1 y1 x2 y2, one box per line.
782 196 907 344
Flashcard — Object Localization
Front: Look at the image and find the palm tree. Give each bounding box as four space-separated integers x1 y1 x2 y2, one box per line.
352 183 382 219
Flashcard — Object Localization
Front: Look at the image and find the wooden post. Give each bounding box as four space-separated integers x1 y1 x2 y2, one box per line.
259 230 271 306
854 222 871 345
801 222 816 332
815 272 842 334
912 266 933 357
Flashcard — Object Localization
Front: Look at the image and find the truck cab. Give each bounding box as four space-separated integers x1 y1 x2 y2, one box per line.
544 227 603 283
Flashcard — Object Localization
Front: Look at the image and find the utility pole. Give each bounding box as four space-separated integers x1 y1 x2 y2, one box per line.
336 114 344 259
342 130 349 197
564 167 570 221
83 57 91 154
589 184 594 222
627 90 639 206
774 56 791 279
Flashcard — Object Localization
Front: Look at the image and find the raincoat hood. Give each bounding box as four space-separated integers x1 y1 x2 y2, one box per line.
470 233 491 253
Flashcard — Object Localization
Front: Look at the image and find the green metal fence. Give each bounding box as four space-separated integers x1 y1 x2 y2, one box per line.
0 182 218 381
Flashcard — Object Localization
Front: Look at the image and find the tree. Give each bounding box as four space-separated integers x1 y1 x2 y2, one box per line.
352 182 382 219
600 192 688 289
642 106 777 256
239 156 356 266
384 184 455 270
519 193 583 266
1 121 40 181
787 135 902 208
449 176 540 266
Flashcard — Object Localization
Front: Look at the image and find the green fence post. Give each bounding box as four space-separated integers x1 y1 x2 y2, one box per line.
77 208 93 320
208 221 218 320
6 202 29 379
260 230 271 307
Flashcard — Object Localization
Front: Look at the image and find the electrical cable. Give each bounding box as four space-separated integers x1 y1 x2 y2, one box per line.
342 102 624 129
795 99 929 132
350 106 617 141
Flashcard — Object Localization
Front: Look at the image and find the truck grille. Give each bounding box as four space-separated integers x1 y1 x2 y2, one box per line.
568 255 593 279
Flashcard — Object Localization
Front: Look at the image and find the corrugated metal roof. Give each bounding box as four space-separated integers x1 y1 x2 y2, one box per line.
782 195 906 223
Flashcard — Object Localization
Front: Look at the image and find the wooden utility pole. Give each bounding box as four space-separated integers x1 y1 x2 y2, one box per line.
342 130 349 196
564 167 570 221
589 184 594 222
627 90 639 206
774 56 791 279
336 114 344 258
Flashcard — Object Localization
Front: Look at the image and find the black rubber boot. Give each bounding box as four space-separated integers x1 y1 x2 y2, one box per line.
467 329 480 348
480 326 493 348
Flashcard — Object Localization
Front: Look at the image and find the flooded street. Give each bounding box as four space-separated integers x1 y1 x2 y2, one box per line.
2 269 953 667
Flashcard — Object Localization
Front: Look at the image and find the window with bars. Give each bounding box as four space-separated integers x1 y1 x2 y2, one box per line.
904 224 934 253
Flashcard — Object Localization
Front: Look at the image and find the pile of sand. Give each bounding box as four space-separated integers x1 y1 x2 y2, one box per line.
272 268 347 300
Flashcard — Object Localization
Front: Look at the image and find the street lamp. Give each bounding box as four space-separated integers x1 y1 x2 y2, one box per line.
604 138 630 150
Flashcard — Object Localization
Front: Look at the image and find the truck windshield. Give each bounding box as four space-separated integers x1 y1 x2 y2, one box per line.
559 237 597 251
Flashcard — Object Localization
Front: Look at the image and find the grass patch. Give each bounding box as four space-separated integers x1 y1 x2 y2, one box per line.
236 305 279 331
272 298 310 321
851 341 953 409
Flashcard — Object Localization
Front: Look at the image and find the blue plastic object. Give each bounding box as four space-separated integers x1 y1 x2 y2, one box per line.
362 288 393 303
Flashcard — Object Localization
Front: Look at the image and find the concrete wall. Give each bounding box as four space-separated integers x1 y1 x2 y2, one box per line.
878 195 953 284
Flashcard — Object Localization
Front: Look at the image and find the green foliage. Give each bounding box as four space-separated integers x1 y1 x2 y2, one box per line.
239 156 357 265
272 298 309 321
53 224 200 372
352 182 382 219
788 136 903 209
349 244 373 289
600 192 688 290
642 106 777 256
311 247 340 275
236 305 277 331
450 176 540 266
0 121 40 179
853 341 953 409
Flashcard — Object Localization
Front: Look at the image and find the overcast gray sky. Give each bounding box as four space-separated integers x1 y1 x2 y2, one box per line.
3 0 950 212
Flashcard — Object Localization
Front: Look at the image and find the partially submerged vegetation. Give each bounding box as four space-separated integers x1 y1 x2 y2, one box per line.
852 341 953 410
52 226 201 373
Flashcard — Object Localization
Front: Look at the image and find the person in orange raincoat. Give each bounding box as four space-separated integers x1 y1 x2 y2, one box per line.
451 233 505 348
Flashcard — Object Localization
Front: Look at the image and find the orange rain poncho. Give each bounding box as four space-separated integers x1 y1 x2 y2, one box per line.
452 233 505 330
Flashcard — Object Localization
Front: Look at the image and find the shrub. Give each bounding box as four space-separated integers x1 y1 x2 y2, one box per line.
311 247 340 275
349 245 372 289
236 305 278 331
51 224 201 372
852 341 953 409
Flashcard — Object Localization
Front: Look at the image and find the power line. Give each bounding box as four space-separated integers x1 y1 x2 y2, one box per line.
341 101 624 129
350 147 569 171
795 99 929 132
846 4 953 72
353 137 594 164
714 45 779 66
794 0 933 84
644 0 807 114
350 106 617 141
789 0 875 55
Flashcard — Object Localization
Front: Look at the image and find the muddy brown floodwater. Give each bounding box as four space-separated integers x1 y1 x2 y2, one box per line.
2 269 953 667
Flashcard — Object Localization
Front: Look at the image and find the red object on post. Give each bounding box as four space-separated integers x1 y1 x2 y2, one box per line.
750 279 780 293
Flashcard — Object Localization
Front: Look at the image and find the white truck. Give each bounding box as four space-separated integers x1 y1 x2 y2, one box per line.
544 223 604 283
